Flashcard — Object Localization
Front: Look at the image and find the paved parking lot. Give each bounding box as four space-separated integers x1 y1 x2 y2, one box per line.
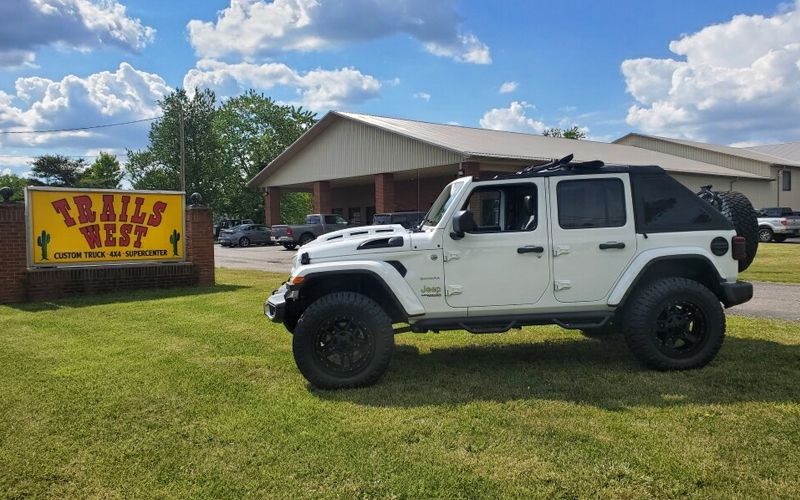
214 243 294 274
215 243 800 321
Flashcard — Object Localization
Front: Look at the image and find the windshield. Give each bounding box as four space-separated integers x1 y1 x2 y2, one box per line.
421 180 466 228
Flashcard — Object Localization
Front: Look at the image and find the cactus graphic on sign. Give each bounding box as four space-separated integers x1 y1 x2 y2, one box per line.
169 229 181 256
37 230 51 260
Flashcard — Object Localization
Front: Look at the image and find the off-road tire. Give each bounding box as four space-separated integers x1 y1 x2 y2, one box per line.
299 233 315 246
715 191 758 272
758 227 774 243
282 243 297 250
292 292 394 389
623 277 725 371
773 234 788 243
239 237 250 247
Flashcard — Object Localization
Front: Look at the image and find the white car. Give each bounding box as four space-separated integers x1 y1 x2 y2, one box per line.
264 156 755 389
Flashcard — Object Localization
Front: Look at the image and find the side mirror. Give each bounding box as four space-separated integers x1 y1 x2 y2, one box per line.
451 210 475 240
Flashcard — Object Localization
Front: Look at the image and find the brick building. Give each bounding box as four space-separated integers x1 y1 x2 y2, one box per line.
247 112 775 225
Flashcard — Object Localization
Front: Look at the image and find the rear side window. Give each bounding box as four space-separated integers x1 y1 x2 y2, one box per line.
633 174 731 232
306 215 320 224
557 179 626 229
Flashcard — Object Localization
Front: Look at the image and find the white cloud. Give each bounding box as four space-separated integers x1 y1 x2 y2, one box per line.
187 0 491 64
184 59 380 110
499 81 518 94
622 1 800 143
1 167 12 175
479 102 546 134
0 63 170 150
412 92 430 101
0 0 155 67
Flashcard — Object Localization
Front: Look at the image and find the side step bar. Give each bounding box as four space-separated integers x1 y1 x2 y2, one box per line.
408 312 613 334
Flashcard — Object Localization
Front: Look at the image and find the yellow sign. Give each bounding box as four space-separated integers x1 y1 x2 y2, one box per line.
27 187 185 266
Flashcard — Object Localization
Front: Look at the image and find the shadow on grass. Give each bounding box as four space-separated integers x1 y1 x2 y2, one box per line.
8 283 249 311
318 335 800 410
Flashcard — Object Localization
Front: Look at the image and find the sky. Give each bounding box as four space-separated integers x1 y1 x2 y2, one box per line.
1 0 800 179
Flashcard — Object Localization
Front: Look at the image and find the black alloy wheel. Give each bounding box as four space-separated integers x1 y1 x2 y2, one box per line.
313 315 376 375
652 300 708 359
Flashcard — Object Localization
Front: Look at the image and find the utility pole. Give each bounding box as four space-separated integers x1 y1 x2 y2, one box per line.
179 103 186 193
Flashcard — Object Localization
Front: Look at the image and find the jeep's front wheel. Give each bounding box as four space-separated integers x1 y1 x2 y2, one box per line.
292 292 394 389
623 278 724 370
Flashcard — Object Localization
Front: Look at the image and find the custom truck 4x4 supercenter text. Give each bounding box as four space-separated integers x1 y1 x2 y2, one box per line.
264 157 756 389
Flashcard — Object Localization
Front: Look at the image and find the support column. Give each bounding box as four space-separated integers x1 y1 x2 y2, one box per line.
462 161 481 179
186 206 215 287
264 187 281 226
0 202 28 304
374 173 395 213
313 181 331 214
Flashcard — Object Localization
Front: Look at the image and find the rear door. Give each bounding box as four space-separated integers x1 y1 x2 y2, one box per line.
549 174 636 303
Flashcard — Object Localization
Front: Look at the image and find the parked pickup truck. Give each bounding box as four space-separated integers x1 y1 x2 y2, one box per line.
757 207 800 242
271 214 350 250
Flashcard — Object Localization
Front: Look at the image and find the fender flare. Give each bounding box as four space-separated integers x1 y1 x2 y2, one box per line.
608 248 726 307
291 260 425 318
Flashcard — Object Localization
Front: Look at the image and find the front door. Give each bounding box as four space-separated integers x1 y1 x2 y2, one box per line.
548 174 636 303
443 179 551 309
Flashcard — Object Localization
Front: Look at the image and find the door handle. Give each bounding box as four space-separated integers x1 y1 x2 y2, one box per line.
517 245 545 254
599 242 626 250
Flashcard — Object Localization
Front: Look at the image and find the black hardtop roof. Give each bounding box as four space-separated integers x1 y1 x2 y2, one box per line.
490 162 665 181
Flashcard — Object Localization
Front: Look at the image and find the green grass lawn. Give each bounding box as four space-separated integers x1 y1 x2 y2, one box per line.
741 241 800 283
2 269 799 499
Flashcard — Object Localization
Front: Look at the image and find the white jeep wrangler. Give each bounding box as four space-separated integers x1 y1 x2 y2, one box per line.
264 157 755 389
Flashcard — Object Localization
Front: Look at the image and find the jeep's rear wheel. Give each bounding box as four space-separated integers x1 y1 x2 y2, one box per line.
716 191 758 272
623 277 724 370
292 292 394 389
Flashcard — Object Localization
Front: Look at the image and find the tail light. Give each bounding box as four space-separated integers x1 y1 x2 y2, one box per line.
781 219 788 226
732 236 746 261
286 227 293 235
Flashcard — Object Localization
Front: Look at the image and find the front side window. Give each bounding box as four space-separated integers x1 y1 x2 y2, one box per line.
557 179 625 229
461 184 538 233
324 215 338 224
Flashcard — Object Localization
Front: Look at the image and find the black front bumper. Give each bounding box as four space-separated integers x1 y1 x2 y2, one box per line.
721 280 753 308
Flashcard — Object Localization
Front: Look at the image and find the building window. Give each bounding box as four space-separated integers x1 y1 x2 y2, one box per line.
783 170 792 191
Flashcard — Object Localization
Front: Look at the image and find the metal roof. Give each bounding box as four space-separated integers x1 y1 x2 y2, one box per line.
746 142 800 164
615 133 800 168
247 112 770 187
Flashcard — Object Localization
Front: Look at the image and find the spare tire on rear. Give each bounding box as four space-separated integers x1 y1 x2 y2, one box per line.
715 191 759 272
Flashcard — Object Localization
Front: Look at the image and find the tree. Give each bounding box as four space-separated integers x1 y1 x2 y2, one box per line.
30 154 87 186
214 90 316 223
126 88 224 205
543 126 586 140
0 173 30 202
79 152 123 189
280 191 313 224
